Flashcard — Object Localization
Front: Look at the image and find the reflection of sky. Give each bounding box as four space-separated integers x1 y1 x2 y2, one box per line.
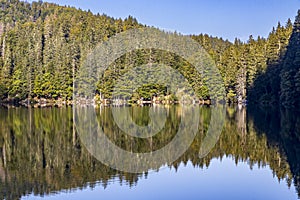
22 157 297 200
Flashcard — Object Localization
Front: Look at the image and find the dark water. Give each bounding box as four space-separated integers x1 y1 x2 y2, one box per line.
0 105 299 200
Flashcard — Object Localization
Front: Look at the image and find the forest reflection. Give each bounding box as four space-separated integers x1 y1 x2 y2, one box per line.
0 105 299 199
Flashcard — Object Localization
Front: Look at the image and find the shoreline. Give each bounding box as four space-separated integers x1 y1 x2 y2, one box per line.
0 98 217 108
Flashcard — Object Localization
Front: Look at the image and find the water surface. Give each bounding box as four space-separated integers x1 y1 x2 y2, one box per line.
0 105 298 200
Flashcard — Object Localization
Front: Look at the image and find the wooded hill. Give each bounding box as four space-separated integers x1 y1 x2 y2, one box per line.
0 0 299 108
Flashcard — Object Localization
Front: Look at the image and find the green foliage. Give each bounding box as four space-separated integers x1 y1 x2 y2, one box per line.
226 89 236 103
248 16 295 106
0 0 140 102
279 11 300 108
0 1 299 108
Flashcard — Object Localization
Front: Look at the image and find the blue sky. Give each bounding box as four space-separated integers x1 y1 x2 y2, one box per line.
28 0 300 41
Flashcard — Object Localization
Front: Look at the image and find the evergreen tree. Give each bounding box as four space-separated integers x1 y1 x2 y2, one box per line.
280 10 300 108
0 1 299 107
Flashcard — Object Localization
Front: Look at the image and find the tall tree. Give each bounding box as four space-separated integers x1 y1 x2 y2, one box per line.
280 10 300 108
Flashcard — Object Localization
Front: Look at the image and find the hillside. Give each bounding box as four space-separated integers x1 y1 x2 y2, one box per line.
0 0 299 108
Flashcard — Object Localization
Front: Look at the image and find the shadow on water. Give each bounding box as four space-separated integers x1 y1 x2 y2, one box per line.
0 105 299 199
248 105 300 196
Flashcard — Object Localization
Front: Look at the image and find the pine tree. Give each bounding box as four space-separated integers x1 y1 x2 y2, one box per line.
280 10 300 108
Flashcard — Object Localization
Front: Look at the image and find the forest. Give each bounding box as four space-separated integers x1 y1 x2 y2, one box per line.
0 0 300 108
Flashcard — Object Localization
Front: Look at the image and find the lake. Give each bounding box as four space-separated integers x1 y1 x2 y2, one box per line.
0 105 299 200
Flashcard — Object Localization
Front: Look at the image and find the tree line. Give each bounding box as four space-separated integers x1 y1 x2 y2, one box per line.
0 0 299 108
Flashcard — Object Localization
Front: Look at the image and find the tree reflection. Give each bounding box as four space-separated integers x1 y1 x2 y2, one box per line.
0 105 298 199
248 106 300 197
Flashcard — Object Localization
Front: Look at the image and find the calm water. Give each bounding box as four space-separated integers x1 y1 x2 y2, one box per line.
0 105 299 200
